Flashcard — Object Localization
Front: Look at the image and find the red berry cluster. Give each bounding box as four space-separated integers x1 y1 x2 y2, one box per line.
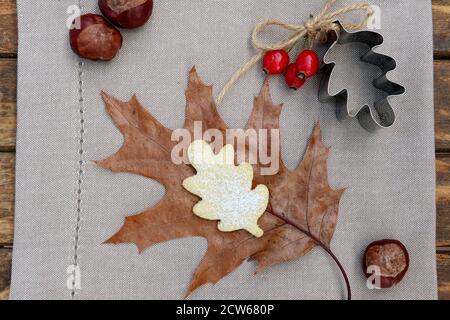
70 0 153 61
262 49 320 90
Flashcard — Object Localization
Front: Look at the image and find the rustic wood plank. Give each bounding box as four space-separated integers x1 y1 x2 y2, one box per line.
435 60 450 152
0 216 13 246
0 0 17 56
0 248 11 300
438 252 450 300
0 153 14 245
433 0 450 58
437 153 450 249
0 58 16 152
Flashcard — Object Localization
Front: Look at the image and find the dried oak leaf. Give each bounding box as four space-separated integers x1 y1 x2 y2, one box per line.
96 67 345 296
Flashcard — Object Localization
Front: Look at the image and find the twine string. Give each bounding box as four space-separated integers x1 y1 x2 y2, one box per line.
215 0 374 105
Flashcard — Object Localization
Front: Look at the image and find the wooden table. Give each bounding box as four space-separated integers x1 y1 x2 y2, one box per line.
0 0 449 300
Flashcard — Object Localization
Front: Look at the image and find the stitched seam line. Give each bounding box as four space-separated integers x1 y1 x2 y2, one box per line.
72 0 84 299
72 59 84 298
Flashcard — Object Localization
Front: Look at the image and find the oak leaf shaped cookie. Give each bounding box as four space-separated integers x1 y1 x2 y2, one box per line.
182 140 269 237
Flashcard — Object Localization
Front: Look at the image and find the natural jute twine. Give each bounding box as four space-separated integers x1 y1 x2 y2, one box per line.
215 0 375 105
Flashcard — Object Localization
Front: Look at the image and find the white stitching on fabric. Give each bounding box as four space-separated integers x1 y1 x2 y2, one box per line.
72 59 85 299
71 1 85 299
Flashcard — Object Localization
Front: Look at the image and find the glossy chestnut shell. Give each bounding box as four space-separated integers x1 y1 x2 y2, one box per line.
363 239 409 289
99 0 153 29
69 14 123 61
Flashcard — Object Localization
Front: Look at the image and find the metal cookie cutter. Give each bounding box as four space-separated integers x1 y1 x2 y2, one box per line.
318 21 405 132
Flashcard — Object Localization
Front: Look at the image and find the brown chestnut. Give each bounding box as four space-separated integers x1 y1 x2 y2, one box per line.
99 0 153 29
363 239 409 289
69 14 123 61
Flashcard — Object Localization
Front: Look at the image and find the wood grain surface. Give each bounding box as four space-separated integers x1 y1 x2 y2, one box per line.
0 153 14 245
0 0 16 57
433 0 450 59
435 60 450 152
0 0 448 300
0 59 16 152
0 248 11 300
432 0 450 300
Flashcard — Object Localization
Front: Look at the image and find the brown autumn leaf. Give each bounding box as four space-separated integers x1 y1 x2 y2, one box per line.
96 67 346 297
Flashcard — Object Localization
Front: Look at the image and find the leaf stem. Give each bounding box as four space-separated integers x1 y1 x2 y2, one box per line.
266 209 352 300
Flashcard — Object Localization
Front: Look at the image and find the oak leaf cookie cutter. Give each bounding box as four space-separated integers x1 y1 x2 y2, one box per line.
318 21 406 132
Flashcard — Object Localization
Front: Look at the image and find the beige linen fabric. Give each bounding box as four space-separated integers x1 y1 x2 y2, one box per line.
10 0 437 299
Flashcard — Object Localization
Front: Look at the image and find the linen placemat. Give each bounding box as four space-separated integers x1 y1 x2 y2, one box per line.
10 0 437 299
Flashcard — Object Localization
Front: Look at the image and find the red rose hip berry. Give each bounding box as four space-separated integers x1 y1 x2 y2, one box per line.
296 49 320 79
262 50 290 75
70 14 123 61
99 0 153 29
284 63 306 90
363 239 409 289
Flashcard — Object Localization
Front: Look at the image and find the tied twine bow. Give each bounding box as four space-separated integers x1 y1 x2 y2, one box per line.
215 0 375 105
